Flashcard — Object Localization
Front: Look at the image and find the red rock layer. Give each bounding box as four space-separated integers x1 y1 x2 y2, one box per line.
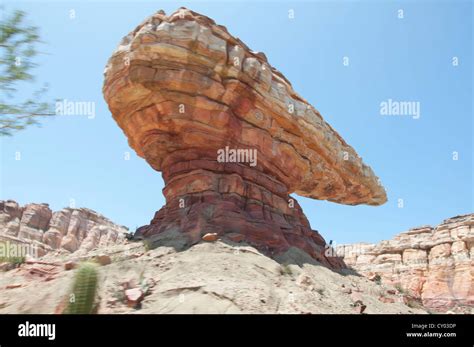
135 157 345 269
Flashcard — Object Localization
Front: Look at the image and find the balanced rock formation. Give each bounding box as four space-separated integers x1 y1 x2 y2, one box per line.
0 200 128 257
341 214 474 312
103 8 386 268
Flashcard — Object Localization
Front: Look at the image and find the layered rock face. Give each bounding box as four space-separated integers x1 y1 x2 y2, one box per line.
0 200 128 257
103 8 386 268
341 214 474 312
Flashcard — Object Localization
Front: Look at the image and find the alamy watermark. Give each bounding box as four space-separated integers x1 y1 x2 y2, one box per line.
18 321 55 341
0 240 38 259
55 99 95 119
325 242 371 258
217 146 257 167
380 99 420 120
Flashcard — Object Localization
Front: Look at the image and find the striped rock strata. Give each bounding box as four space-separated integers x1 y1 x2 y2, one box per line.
341 214 474 312
0 200 128 257
103 8 386 268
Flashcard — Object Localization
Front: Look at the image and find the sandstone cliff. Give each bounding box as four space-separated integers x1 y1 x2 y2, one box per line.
341 214 474 312
0 200 128 256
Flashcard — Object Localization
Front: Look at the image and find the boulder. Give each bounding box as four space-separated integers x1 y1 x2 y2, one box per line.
95 254 112 266
125 288 144 308
202 233 219 242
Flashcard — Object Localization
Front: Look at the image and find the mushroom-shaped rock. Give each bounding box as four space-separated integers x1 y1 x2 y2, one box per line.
103 8 387 268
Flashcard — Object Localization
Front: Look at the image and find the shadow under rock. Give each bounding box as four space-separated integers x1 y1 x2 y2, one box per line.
130 228 361 277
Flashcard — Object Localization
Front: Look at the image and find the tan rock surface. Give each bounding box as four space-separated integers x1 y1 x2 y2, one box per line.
0 237 424 314
0 200 128 256
341 214 474 312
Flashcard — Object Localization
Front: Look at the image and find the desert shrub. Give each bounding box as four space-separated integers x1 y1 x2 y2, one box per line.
0 255 25 266
394 283 406 294
280 264 293 276
373 274 382 285
0 241 26 269
142 239 157 252
405 297 423 310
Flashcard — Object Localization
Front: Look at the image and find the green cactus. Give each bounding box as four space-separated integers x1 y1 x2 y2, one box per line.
64 262 99 314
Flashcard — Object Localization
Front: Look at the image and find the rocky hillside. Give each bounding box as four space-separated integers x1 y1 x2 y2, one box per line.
341 214 474 313
1 200 470 314
0 231 424 314
0 200 128 256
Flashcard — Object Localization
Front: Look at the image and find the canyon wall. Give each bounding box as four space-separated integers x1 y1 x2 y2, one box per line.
341 214 474 312
0 200 128 257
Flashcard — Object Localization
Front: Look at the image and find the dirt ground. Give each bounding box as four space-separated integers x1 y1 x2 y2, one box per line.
0 235 426 314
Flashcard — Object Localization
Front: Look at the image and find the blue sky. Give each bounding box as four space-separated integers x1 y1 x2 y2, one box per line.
0 0 472 244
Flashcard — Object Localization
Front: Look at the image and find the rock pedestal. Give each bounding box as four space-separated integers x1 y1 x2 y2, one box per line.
135 158 345 268
103 8 386 268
